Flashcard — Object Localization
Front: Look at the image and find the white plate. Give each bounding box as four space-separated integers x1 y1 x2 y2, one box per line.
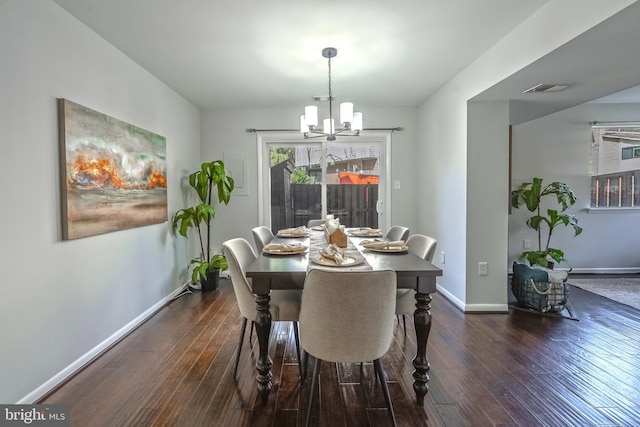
368 245 409 253
310 225 324 231
349 230 383 237
263 245 307 255
276 232 310 238
309 253 364 267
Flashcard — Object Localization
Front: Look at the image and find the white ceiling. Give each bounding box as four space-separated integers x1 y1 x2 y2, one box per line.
52 0 640 121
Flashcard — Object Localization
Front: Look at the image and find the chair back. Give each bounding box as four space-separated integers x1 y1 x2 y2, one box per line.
222 238 259 319
406 234 438 262
385 226 410 242
299 269 396 363
306 219 325 228
251 226 274 252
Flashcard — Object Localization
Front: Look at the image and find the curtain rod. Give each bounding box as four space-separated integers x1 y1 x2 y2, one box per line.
246 127 403 133
590 121 640 129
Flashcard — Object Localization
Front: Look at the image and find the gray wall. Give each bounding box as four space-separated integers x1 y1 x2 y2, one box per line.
509 101 640 272
0 1 200 403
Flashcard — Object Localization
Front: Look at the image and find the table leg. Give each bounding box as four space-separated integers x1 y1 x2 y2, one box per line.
412 291 432 405
255 293 272 404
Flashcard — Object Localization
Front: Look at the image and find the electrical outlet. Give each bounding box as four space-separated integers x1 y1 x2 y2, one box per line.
523 239 531 249
478 262 488 276
440 251 445 264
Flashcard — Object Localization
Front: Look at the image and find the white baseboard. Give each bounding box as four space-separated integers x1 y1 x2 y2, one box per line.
436 284 464 311
568 267 640 274
464 303 510 313
509 266 640 275
18 284 188 404
436 284 509 313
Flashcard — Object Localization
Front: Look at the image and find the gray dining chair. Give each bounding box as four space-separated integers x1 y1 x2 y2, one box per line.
385 225 410 242
222 238 302 379
251 225 274 252
396 234 437 335
300 269 397 427
306 219 325 228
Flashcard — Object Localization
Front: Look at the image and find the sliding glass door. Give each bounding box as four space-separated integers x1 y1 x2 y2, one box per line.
257 133 391 232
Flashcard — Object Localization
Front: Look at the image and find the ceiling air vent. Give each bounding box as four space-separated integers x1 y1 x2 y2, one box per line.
523 83 571 94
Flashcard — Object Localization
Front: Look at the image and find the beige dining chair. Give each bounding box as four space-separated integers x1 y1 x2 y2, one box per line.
385 225 410 242
222 238 302 379
396 234 437 335
251 226 274 252
299 269 397 427
306 219 325 228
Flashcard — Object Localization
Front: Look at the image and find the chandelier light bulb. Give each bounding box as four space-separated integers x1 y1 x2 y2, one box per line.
304 105 318 127
352 112 363 132
340 102 353 125
323 118 334 134
300 115 309 134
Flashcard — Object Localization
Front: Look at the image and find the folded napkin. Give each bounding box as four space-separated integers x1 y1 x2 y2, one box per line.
320 243 344 264
361 240 405 249
264 242 303 252
353 228 382 235
324 218 341 235
278 225 308 236
359 238 385 246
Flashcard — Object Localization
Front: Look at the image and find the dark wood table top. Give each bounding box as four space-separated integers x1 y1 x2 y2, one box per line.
246 231 442 294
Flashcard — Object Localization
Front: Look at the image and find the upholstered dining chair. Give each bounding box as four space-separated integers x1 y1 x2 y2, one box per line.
222 238 302 379
251 226 274 252
306 219 325 228
299 269 398 427
396 234 437 335
385 225 410 242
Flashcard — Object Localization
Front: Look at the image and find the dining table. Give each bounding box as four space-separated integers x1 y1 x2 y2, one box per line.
244 227 443 406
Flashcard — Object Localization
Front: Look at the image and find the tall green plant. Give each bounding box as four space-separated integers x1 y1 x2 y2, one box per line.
511 177 583 268
172 160 234 283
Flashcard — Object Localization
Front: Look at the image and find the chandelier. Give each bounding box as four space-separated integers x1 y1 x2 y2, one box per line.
299 47 363 141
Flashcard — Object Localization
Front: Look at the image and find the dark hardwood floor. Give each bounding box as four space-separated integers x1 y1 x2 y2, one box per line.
41 278 640 426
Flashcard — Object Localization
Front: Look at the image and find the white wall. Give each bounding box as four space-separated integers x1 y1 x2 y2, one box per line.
199 106 420 248
0 1 200 403
417 0 635 311
509 102 640 271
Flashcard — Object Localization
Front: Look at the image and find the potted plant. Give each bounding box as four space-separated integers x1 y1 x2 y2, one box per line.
510 177 583 313
172 160 234 291
511 177 583 269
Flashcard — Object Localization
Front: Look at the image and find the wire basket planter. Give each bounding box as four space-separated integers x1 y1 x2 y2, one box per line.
512 278 570 313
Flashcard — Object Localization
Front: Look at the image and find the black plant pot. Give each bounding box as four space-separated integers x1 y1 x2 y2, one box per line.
201 269 220 292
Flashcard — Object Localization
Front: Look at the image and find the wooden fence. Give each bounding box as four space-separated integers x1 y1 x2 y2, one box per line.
288 184 379 228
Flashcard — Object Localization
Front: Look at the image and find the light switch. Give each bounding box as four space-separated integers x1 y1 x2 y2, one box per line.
394 180 401 189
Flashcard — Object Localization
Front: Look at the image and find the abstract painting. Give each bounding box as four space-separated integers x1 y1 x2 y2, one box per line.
58 99 167 240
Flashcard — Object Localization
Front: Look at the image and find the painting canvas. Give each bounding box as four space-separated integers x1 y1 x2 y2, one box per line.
58 99 167 240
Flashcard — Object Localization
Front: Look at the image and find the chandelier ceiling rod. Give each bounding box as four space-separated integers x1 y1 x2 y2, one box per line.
300 47 363 141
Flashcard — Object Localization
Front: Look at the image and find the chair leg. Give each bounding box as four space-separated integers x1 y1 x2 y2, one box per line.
249 321 255 347
301 350 309 386
306 357 322 427
373 358 397 427
292 321 302 378
402 314 407 336
234 317 248 379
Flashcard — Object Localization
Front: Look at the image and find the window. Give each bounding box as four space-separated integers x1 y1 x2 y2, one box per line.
256 133 391 231
590 124 640 208
621 146 640 160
